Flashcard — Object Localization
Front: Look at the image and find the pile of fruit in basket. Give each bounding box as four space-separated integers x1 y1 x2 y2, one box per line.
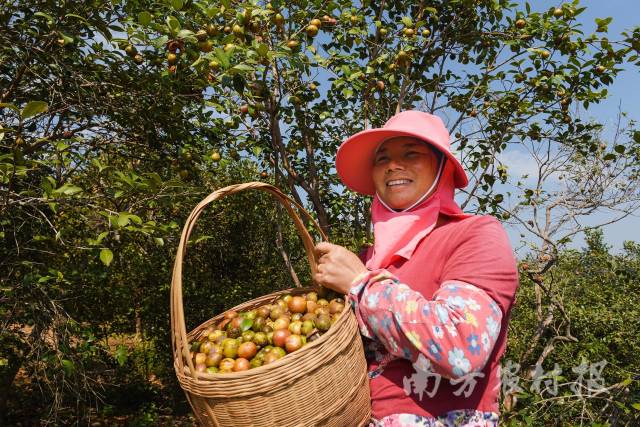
188 289 346 374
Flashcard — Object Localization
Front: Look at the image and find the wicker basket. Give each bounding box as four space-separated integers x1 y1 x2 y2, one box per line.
170 182 371 426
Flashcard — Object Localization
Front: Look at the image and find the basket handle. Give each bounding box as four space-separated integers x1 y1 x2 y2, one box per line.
170 182 328 379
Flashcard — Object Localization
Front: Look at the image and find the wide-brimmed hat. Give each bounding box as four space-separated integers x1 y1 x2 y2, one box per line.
336 110 468 195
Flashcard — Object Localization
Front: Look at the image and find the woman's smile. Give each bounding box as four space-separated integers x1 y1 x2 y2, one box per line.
372 137 440 209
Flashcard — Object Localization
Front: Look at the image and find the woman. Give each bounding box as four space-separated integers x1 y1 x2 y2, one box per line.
314 110 519 426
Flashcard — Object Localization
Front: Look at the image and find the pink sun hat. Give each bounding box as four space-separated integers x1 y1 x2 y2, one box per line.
336 110 468 195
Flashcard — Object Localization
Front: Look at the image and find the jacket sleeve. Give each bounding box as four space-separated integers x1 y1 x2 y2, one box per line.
348 269 503 379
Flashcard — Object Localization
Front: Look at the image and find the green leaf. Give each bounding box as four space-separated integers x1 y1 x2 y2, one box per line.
114 344 128 366
0 103 19 113
171 0 184 10
603 153 616 161
401 16 413 27
177 29 196 40
633 131 640 144
154 237 164 246
33 12 54 24
257 43 268 57
138 11 152 26
65 14 90 25
53 183 83 196
61 359 75 375
21 101 48 119
240 318 253 332
100 248 113 266
614 145 625 154
632 402 640 411
166 16 180 35
229 63 254 74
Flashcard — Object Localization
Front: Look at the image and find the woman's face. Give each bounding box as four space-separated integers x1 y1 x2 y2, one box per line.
372 137 440 210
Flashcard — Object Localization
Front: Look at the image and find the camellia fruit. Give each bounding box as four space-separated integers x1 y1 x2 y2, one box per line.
237 341 258 359
288 296 307 313
285 334 303 353
306 24 319 37
272 329 291 348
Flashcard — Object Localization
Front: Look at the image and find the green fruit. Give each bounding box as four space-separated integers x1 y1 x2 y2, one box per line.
289 320 302 335
252 316 266 332
124 44 137 57
219 357 235 372
253 332 268 347
553 7 564 18
206 366 219 374
306 24 319 37
232 24 244 37
301 320 315 336
199 341 213 354
241 330 255 343
257 305 271 318
271 347 286 358
315 314 331 331
206 24 219 36
222 338 239 358
249 357 263 369
270 306 284 320
196 29 208 41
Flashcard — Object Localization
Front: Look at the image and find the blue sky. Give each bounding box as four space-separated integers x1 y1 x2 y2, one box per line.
504 1 640 253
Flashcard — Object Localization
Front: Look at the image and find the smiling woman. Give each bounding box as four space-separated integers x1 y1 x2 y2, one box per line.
313 110 519 426
372 137 442 211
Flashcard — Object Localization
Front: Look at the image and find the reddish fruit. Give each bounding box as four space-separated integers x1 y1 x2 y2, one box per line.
288 296 307 313
329 299 345 314
287 39 300 49
240 104 249 115
272 329 291 348
376 80 385 91
237 342 258 359
285 334 303 352
233 358 250 371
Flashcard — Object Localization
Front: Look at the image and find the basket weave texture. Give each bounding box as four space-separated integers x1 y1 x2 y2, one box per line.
170 182 371 426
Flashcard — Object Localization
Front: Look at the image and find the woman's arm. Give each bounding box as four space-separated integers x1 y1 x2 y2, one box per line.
349 269 503 379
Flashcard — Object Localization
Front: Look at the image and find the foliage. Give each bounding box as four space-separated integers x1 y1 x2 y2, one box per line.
1 0 639 424
505 230 640 425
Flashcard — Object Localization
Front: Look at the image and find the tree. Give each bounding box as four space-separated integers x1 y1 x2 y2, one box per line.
2 0 640 423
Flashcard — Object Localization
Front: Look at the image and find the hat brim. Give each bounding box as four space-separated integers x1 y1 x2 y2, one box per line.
336 128 468 195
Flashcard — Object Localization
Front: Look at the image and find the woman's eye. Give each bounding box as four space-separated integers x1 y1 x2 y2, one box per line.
375 156 389 163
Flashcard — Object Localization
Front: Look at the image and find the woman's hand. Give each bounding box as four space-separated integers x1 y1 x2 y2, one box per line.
314 242 368 295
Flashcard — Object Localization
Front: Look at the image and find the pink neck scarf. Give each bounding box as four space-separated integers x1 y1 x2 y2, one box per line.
366 161 471 270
